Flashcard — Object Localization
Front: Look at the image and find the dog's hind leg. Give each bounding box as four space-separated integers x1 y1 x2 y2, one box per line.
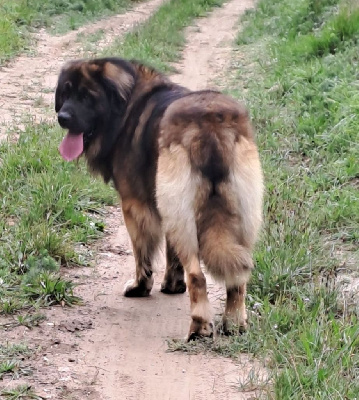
122 199 162 297
222 283 248 334
160 238 187 294
185 255 213 340
156 145 213 340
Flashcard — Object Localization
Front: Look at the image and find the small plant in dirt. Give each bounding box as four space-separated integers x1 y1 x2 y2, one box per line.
22 273 80 307
0 343 34 381
0 385 42 400
0 360 19 378
16 314 47 329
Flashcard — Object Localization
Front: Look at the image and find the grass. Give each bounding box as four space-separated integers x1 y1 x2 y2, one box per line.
0 385 42 400
204 0 359 398
0 343 33 383
0 0 143 64
77 28 106 55
0 123 115 314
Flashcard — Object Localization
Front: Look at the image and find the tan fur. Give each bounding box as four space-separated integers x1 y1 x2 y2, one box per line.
186 256 213 339
133 102 157 145
156 144 200 264
223 284 248 332
201 138 263 287
121 199 162 260
103 63 134 101
121 199 162 297
227 138 263 249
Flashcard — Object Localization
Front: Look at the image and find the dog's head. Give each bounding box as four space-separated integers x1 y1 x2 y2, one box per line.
55 58 135 162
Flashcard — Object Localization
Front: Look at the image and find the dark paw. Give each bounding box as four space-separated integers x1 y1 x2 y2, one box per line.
160 279 187 294
218 317 248 336
123 278 153 297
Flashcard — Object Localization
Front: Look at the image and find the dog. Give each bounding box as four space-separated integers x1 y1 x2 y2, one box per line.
55 57 264 340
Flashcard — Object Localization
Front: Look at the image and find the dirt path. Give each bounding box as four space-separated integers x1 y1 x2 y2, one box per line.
171 0 253 90
0 0 164 140
0 1 267 399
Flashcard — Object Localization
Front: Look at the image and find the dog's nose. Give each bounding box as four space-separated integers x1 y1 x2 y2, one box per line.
58 111 71 128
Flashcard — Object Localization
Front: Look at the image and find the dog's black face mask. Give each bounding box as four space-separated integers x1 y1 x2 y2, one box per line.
57 82 96 134
55 69 108 161
55 59 134 162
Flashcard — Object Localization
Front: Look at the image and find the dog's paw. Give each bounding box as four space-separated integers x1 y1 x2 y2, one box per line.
187 317 214 341
123 277 153 297
218 316 248 336
160 279 186 294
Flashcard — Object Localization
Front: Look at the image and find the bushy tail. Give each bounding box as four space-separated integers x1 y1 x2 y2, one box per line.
198 208 254 287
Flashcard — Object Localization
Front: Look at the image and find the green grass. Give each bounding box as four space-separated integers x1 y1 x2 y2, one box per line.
0 343 33 383
209 0 359 398
0 123 115 314
0 0 143 64
0 385 42 400
102 0 226 71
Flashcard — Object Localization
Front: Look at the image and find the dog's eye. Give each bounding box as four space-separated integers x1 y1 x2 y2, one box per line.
79 88 92 103
63 82 71 98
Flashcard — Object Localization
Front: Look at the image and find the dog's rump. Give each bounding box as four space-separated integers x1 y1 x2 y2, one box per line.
159 91 253 182
156 91 263 286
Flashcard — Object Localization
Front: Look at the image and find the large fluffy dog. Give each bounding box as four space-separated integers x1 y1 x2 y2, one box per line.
55 57 263 340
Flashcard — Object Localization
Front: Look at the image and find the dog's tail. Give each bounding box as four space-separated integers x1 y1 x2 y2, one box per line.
188 107 252 186
197 195 254 287
186 104 260 286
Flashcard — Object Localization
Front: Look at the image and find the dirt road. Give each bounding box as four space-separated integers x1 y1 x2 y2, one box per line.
0 1 266 399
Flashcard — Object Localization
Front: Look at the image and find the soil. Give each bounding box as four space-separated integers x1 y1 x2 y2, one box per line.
0 1 269 399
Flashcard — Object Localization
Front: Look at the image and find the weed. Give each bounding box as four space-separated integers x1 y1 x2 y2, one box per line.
0 360 19 377
0 385 42 400
0 343 31 359
0 343 34 381
22 273 81 306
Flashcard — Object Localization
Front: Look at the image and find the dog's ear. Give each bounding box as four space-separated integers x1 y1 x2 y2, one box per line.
102 62 134 102
55 86 62 113
55 72 66 112
55 62 79 112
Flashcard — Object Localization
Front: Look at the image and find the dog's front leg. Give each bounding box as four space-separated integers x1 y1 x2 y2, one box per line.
121 199 161 297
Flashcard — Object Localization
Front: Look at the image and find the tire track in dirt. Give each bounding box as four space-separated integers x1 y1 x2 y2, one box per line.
1 0 268 399
0 0 165 140
170 0 254 90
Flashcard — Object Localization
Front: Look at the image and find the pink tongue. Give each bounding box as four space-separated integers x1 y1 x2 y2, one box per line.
59 132 84 161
